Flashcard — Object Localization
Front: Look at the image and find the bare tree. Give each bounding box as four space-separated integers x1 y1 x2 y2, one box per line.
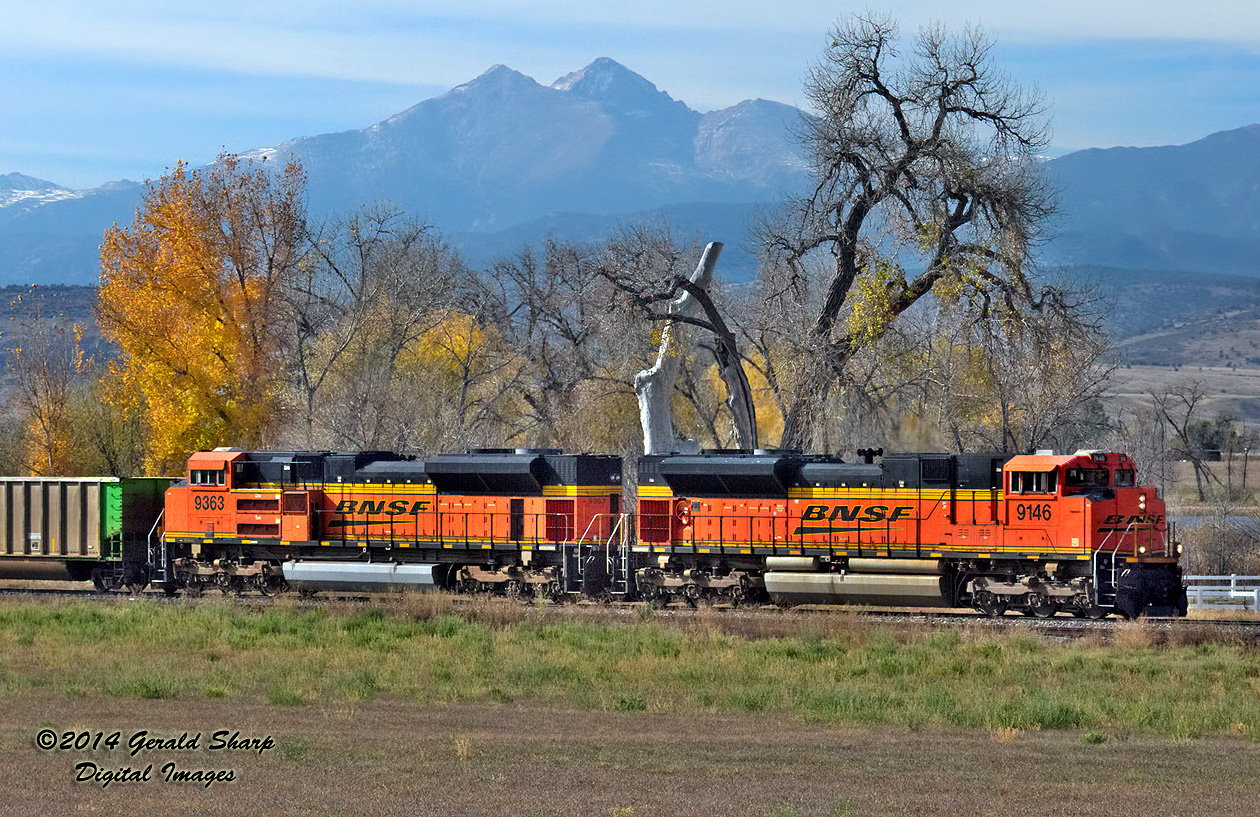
280 206 459 450
760 14 1060 450
1151 380 1221 502
928 301 1113 454
481 239 643 450
1183 491 1260 575
4 290 89 474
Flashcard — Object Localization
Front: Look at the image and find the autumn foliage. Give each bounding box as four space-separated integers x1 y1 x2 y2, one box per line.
97 156 306 474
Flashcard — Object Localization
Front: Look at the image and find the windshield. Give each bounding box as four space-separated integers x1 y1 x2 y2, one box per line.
1065 467 1108 488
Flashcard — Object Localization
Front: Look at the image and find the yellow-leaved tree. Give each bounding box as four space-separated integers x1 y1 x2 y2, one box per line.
97 155 306 474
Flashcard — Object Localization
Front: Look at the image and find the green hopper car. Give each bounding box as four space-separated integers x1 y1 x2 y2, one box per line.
0 477 171 590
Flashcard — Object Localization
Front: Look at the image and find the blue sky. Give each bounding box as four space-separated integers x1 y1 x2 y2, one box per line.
4 0 1260 189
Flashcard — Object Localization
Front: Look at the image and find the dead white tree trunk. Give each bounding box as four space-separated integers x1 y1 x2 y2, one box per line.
634 241 758 455
634 242 722 454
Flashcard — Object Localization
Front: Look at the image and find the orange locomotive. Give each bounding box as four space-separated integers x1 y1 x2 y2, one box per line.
156 448 624 597
154 446 1185 617
635 449 1186 618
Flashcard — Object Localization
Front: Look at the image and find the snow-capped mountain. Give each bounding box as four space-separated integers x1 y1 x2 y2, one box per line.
0 173 82 211
263 58 807 232
0 59 807 284
5 57 1260 286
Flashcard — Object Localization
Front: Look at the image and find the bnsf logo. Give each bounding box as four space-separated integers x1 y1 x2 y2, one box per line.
1100 514 1164 526
800 505 914 522
334 500 432 515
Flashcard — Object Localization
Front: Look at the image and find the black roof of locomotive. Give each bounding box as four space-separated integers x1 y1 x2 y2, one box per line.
224 449 619 493
641 450 1008 496
425 450 621 494
640 450 814 497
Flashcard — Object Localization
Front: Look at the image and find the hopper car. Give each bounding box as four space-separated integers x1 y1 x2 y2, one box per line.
0 477 170 591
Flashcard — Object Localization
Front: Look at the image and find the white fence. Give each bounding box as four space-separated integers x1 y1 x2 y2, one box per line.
1184 575 1260 610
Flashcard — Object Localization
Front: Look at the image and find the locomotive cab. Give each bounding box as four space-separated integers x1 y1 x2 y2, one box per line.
1003 451 1185 617
167 449 245 540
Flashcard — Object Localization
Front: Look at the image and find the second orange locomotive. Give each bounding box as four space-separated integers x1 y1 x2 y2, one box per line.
636 449 1184 618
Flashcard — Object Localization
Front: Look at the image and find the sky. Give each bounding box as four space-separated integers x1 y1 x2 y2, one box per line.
4 0 1260 190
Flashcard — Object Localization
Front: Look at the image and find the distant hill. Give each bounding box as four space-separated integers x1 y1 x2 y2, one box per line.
1045 126 1260 275
0 181 142 286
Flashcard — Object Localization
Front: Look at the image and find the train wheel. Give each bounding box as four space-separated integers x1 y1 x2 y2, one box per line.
504 579 524 601
184 579 205 598
91 568 108 593
1029 594 1057 618
974 591 1007 617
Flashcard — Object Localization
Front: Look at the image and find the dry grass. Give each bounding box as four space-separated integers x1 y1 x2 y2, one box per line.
990 726 1021 743
1112 621 1158 650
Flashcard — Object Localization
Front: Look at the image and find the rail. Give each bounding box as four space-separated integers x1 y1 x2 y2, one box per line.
1184 575 1260 611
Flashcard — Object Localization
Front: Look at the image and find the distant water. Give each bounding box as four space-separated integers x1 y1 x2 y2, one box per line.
1173 515 1259 530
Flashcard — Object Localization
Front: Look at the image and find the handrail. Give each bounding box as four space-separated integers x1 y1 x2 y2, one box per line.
311 508 580 548
146 508 166 583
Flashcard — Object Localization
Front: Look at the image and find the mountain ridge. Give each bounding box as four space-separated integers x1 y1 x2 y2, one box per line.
1 59 1259 285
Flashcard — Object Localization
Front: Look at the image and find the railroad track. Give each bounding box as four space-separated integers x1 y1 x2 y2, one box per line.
2 583 1257 642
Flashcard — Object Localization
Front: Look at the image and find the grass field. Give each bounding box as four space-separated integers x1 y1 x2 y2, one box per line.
2 596 1259 816
2 596 1258 737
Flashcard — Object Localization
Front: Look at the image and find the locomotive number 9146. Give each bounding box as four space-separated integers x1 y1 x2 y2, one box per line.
1014 502 1052 522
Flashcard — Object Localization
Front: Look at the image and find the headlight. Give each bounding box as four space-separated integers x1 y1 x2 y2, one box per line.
1138 546 1147 554
1177 544 1184 555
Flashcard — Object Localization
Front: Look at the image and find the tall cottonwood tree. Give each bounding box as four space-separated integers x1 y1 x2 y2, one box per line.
761 14 1059 450
97 155 306 473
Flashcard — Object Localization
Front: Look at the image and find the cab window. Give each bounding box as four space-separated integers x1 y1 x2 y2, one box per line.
1065 468 1109 488
190 468 225 486
1010 471 1057 494
1114 469 1136 488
